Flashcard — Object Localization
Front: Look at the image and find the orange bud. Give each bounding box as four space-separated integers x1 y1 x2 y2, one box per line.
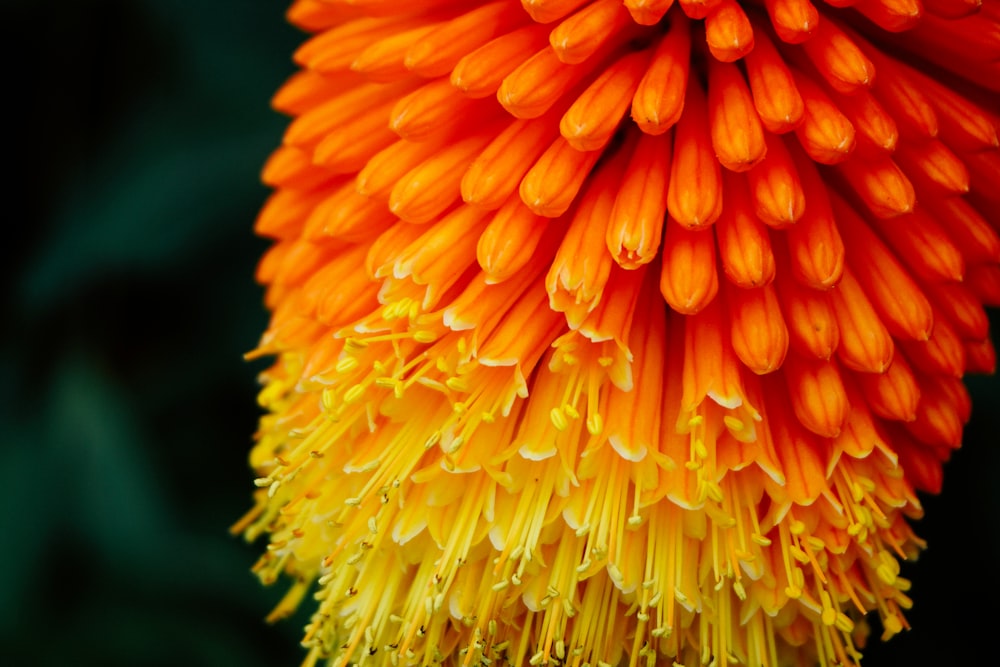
894 139 970 196
856 355 920 422
520 136 602 217
631 14 691 134
743 30 805 134
452 23 550 99
852 0 923 32
404 2 527 77
478 196 553 284
792 72 856 165
463 114 559 210
549 0 632 64
834 155 914 219
606 131 672 269
746 133 806 228
775 275 840 361
785 147 845 289
831 196 933 341
827 268 894 374
763 0 819 43
867 206 964 284
783 354 848 438
704 0 755 62
708 58 767 171
521 0 591 23
660 218 720 314
561 50 651 151
728 283 790 374
668 79 723 228
624 0 676 25
800 17 875 95
715 171 776 288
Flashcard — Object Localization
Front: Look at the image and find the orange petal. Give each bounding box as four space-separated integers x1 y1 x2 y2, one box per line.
775 274 839 361
389 130 497 223
549 0 633 65
894 139 970 196
392 205 490 309
303 182 395 242
606 284 667 461
967 150 1000 211
262 146 338 191
681 297 746 411
520 0 592 23
561 50 651 151
678 0 723 19
866 51 938 140
351 23 438 81
257 187 329 240
606 131 672 269
834 154 914 219
783 146 844 289
834 90 898 155
791 71 856 165
356 138 443 199
783 354 849 438
404 2 527 77
708 58 767 171
763 0 819 43
925 282 989 341
906 12 1000 64
728 283 789 374
272 70 355 116
624 0 676 25
904 378 966 448
964 337 997 374
966 263 1000 308
715 171 776 288
767 380 832 503
827 268 895 374
866 206 964 284
498 45 588 119
743 30 805 134
919 77 1000 152
390 79 492 141
799 17 875 95
546 160 620 325
295 15 420 73
856 355 920 422
477 196 555 284
451 23 550 99
667 79 723 228
900 320 965 378
922 196 1000 265
660 219 720 315
746 133 806 228
284 79 412 147
852 0 923 32
704 0 755 62
463 112 560 210
922 0 981 17
314 110 398 174
831 196 933 341
519 136 602 217
631 13 691 134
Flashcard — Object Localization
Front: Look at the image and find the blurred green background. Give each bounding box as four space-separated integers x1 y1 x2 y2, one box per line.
2 0 997 665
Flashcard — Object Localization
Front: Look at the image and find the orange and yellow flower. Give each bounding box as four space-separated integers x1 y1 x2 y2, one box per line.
236 1 1000 665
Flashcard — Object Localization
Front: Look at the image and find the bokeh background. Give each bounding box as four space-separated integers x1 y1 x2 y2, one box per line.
2 0 998 665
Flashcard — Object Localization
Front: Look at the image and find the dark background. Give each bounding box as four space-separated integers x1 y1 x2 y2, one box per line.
1 1 996 665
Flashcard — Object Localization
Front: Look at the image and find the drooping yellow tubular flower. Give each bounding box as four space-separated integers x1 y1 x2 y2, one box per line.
237 1 1000 665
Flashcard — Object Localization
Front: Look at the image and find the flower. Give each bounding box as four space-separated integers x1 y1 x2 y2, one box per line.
236 1 1000 666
